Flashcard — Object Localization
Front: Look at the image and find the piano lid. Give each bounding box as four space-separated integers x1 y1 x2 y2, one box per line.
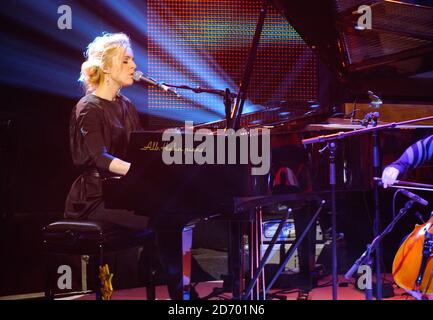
271 0 433 101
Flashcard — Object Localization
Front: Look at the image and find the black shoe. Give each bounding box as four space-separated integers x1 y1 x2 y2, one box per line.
166 276 183 300
190 286 201 300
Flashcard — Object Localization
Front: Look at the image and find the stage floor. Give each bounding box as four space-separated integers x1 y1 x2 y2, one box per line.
60 275 414 301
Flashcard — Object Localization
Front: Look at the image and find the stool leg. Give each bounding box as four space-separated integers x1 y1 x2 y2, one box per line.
44 252 55 300
145 242 156 300
146 262 156 300
94 246 103 300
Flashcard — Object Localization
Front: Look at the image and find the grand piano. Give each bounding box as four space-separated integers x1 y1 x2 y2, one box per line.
104 0 433 300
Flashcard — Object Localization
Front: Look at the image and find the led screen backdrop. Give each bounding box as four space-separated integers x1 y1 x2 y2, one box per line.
0 0 318 127
147 0 318 127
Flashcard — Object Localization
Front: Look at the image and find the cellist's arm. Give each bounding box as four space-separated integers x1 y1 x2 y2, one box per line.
390 135 433 173
382 134 433 188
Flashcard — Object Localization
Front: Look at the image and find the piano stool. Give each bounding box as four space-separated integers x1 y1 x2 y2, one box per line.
41 219 157 300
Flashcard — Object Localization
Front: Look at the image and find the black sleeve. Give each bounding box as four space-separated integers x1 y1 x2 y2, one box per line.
388 134 433 176
77 106 115 171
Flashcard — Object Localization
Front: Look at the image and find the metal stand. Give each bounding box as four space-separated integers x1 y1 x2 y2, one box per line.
241 208 291 300
264 200 326 296
316 141 339 299
230 192 323 300
361 109 383 299
345 198 417 298
362 106 383 299
328 142 339 300
302 113 433 300
160 82 237 128
372 129 382 300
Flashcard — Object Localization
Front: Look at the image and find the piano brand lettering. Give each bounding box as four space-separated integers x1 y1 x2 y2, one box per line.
162 121 270 175
141 141 205 153
141 141 161 151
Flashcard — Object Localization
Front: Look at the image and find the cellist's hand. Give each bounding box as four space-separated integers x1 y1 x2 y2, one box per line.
381 166 399 188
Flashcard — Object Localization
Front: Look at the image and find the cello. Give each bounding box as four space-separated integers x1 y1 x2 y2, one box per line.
392 201 433 299
376 178 433 298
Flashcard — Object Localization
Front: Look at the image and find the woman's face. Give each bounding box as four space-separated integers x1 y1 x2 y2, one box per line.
107 46 136 88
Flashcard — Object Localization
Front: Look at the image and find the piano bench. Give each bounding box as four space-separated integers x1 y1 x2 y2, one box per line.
41 219 156 300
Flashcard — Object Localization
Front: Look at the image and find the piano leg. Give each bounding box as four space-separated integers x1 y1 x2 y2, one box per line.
228 219 246 299
152 216 197 300
227 210 260 300
247 207 266 300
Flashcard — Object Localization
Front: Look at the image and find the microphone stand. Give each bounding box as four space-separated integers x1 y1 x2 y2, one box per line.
302 114 433 300
161 83 238 99
361 109 383 299
311 140 340 300
344 198 417 299
371 119 383 299
161 83 237 128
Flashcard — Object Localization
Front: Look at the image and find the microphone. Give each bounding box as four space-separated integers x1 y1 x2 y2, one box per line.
367 90 382 108
399 189 429 207
133 71 181 97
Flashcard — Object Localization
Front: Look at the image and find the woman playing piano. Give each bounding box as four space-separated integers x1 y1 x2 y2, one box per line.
65 32 183 299
65 32 146 226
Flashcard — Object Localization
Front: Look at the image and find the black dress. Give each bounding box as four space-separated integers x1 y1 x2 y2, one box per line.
65 93 190 298
64 93 149 229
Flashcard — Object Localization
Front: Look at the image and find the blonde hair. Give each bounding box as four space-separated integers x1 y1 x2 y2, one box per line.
79 32 132 92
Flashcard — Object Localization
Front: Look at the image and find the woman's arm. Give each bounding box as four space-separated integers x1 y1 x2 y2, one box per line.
78 106 131 176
